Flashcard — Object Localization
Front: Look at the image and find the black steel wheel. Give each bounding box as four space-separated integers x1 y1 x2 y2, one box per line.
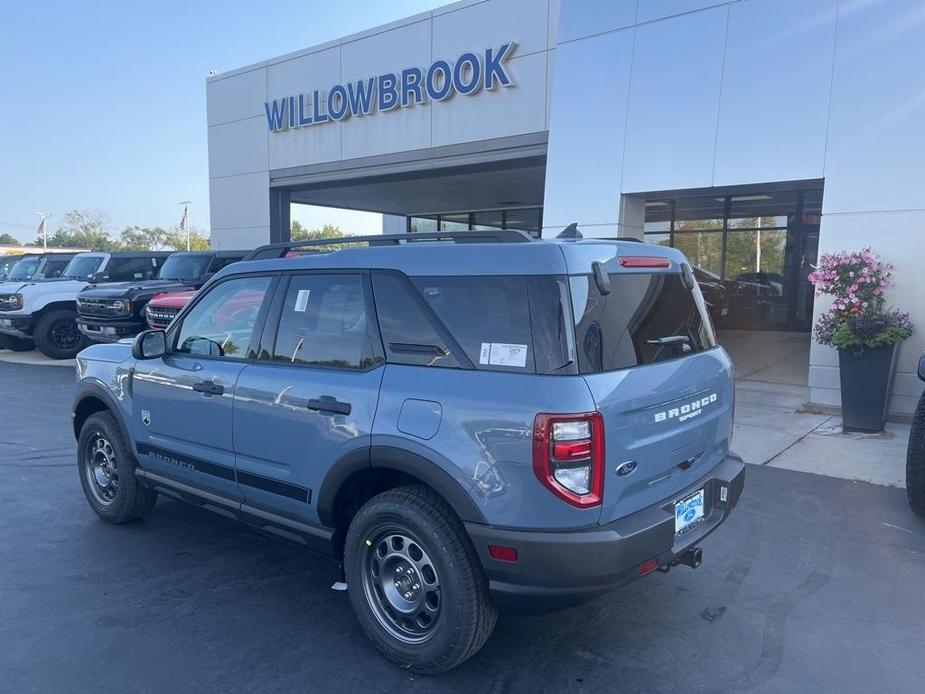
344 485 497 674
83 434 119 506
362 529 442 644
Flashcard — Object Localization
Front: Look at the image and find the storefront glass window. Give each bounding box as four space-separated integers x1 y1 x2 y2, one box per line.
642 186 823 332
673 231 724 276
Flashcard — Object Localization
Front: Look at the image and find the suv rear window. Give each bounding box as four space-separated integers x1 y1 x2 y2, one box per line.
570 272 716 373
410 275 575 374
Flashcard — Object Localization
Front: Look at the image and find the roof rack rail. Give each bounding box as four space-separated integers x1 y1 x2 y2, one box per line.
243 229 533 261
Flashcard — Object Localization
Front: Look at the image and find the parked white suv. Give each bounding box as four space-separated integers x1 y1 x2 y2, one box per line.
0 251 171 358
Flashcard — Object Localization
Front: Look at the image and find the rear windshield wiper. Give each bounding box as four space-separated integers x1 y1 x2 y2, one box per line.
646 335 690 346
389 343 448 357
646 335 692 353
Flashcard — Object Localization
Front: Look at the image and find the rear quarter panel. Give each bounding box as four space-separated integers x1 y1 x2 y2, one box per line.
373 365 602 529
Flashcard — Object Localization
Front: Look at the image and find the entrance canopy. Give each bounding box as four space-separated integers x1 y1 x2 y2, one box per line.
267 133 547 240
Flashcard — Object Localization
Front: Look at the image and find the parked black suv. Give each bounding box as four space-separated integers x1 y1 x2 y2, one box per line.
76 251 246 343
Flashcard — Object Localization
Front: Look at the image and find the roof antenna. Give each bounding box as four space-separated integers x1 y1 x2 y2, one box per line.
557 222 582 239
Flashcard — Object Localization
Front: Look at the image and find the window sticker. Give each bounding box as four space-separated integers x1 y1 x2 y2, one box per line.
294 289 311 312
479 342 528 368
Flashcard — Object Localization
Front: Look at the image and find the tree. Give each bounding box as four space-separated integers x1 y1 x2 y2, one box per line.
119 226 168 251
0 233 19 245
290 222 352 250
42 210 117 251
161 226 211 251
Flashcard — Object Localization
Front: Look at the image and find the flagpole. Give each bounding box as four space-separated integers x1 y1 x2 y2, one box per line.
36 212 48 252
179 200 192 251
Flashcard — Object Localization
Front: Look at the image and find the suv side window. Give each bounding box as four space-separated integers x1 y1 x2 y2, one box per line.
174 275 272 359
42 257 71 278
104 256 158 282
268 274 381 369
371 272 459 368
411 275 536 373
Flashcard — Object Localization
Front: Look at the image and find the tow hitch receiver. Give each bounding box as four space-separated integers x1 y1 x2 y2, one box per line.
656 547 703 574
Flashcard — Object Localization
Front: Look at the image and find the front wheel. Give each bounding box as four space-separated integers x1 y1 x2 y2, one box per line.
344 485 497 674
34 308 88 359
907 394 925 517
78 411 157 523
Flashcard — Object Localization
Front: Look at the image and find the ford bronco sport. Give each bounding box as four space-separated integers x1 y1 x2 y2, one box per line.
0 251 171 359
72 229 745 673
77 250 245 343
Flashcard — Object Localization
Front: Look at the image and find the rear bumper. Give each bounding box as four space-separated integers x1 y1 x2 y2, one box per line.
465 454 746 613
77 317 143 343
0 314 34 339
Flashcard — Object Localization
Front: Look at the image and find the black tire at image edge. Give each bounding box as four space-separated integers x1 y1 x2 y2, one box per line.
907 394 925 517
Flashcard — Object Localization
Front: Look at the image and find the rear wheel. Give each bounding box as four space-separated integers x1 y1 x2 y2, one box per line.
0 334 34 351
78 411 157 523
344 485 497 674
907 394 925 517
34 308 87 359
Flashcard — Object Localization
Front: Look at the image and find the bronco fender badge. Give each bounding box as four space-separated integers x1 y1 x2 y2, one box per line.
141 410 151 426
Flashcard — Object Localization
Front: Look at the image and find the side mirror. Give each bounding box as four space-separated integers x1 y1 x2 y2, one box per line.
132 330 166 360
918 354 925 382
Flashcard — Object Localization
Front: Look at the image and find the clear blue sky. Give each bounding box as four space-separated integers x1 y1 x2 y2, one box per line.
0 0 442 241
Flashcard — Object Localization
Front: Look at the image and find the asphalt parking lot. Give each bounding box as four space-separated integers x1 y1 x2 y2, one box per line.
1 361 924 693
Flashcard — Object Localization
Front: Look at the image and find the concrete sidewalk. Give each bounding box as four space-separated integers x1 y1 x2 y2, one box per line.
734 379 910 488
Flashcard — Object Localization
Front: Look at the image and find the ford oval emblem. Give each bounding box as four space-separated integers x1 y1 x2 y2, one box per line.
616 461 638 477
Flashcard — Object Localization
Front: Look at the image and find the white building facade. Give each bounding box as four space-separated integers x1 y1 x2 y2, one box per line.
206 0 925 415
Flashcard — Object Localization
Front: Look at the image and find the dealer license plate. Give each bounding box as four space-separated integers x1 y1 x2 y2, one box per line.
675 489 705 535
0 318 12 328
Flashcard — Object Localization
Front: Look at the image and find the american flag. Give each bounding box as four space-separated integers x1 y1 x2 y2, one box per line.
36 217 46 240
179 205 188 231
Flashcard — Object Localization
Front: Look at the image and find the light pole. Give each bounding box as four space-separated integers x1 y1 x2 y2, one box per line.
179 200 192 251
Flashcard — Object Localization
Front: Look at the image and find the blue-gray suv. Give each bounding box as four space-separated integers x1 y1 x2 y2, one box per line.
72 229 745 673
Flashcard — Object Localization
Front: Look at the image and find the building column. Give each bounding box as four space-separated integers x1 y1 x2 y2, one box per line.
269 189 291 244
618 194 645 238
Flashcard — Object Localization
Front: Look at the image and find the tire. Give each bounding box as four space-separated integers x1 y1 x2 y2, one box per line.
344 485 497 674
33 308 88 359
907 394 925 518
78 411 157 523
0 334 34 351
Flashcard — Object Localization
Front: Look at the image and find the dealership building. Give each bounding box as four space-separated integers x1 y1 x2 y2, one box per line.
206 0 925 415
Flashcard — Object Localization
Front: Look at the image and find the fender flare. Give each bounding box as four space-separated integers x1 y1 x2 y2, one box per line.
29 294 78 315
316 445 487 527
72 380 132 446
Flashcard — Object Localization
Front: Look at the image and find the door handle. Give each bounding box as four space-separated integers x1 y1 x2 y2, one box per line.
192 380 224 396
306 396 351 416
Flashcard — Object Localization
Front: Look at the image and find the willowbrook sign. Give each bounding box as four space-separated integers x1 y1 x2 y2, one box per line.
264 42 516 132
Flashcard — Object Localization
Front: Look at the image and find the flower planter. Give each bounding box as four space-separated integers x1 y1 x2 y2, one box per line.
837 345 898 432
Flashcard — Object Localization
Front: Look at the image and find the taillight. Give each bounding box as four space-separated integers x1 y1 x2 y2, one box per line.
618 256 670 268
532 412 604 508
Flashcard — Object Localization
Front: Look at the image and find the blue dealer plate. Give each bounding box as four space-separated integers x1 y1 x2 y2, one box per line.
675 489 705 535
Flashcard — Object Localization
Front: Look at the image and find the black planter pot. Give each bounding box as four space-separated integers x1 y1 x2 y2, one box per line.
837 345 898 432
